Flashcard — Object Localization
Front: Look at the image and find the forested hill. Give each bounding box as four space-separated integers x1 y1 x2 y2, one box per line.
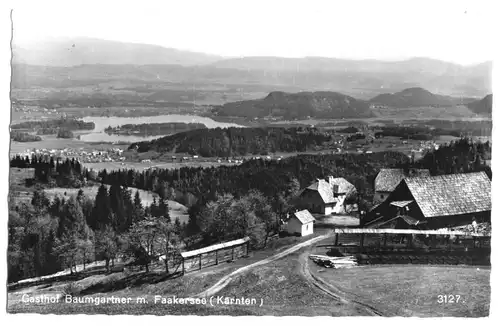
212 91 373 119
369 87 476 108
99 151 412 213
129 127 332 156
467 94 493 115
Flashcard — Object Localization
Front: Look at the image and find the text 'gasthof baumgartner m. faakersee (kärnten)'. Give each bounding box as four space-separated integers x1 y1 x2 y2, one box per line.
154 295 263 306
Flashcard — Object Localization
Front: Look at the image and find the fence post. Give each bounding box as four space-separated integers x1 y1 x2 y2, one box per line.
199 254 202 270
232 247 235 261
182 258 185 275
215 250 218 265
334 233 339 246
383 234 387 248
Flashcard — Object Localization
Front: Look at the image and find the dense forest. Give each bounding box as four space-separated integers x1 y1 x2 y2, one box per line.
36 127 59 135
57 129 74 138
411 138 492 176
212 91 374 119
374 126 461 140
130 127 332 156
10 155 88 188
105 122 207 136
7 182 182 283
10 131 41 142
11 118 95 131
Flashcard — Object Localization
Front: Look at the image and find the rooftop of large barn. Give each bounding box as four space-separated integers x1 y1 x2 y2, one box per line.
375 168 430 192
404 171 491 218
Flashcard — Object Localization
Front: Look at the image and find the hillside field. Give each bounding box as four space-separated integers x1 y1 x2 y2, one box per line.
308 264 490 317
43 186 189 224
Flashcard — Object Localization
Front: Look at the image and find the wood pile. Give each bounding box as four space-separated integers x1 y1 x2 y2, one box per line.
451 222 491 234
309 254 357 268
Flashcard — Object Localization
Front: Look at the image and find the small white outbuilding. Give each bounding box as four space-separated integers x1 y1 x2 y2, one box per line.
286 209 315 237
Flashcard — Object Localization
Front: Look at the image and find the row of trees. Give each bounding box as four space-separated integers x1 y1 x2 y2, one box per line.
10 155 91 188
105 122 206 136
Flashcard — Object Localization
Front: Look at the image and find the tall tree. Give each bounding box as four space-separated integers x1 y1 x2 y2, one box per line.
90 184 111 229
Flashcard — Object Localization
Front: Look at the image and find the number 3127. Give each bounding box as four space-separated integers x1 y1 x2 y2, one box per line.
438 295 461 303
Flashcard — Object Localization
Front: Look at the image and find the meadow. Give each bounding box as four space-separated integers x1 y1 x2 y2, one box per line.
308 264 490 317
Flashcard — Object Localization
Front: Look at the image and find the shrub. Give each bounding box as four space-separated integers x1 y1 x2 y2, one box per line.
62 282 81 297
57 129 74 139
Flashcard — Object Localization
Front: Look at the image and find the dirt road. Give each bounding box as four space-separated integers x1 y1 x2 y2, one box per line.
299 251 384 316
194 232 333 298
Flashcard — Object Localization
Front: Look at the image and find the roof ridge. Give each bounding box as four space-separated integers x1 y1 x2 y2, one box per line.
405 171 488 181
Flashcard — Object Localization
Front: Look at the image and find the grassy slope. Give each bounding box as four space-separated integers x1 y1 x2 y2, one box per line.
309 264 490 317
8 231 342 315
214 250 368 316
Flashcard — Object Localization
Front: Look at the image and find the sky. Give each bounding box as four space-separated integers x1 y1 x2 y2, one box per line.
10 0 497 65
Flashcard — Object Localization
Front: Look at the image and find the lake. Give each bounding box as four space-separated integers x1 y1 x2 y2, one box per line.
79 114 243 143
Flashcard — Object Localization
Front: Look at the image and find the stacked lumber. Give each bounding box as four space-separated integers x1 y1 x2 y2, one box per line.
309 254 357 268
451 222 491 234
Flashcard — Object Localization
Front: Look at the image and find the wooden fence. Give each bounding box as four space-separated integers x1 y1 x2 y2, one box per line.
180 237 250 274
319 228 491 266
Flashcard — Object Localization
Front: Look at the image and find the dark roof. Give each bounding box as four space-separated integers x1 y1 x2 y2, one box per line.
306 179 337 203
293 209 315 224
375 168 430 192
404 172 491 218
375 169 406 192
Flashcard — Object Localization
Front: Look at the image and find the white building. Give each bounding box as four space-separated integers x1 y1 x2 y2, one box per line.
298 176 357 215
286 209 315 237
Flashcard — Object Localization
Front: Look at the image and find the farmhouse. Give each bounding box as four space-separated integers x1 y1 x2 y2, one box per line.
373 168 430 203
365 171 491 230
298 176 356 215
286 209 315 236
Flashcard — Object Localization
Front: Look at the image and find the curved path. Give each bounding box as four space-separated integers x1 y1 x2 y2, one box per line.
298 251 384 316
194 232 332 298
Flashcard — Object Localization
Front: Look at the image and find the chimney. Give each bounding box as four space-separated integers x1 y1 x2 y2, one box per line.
333 184 339 194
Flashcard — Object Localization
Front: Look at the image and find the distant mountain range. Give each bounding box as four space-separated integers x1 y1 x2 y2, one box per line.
12 37 223 66
214 91 373 119
214 88 492 119
11 37 492 100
